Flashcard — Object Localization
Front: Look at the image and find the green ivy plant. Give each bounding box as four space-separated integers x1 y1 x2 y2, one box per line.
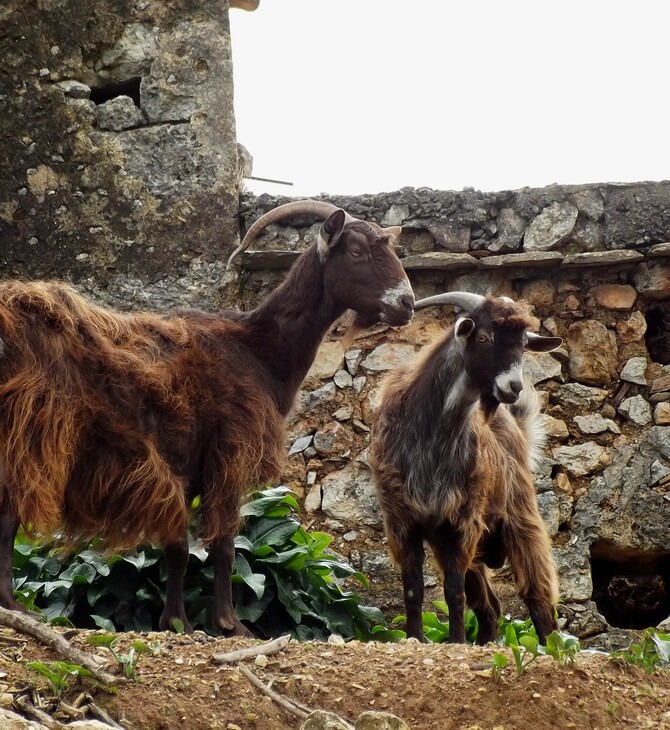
12 487 384 641
26 661 92 697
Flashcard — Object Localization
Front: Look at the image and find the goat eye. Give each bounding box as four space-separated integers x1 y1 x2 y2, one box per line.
476 334 488 344
350 249 363 258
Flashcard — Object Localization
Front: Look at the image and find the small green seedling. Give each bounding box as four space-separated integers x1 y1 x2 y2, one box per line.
610 629 670 674
27 661 92 697
502 623 541 675
543 630 581 666
88 634 159 679
490 651 509 681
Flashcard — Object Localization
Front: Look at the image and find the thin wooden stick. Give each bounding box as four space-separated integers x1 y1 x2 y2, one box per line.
86 699 126 729
237 664 309 720
211 634 291 664
14 694 64 729
0 606 117 686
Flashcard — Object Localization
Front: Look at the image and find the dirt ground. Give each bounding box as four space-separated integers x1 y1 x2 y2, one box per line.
3 627 670 730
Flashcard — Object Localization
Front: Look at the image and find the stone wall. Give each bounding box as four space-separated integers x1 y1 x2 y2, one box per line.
3 0 670 643
240 184 670 645
0 0 240 310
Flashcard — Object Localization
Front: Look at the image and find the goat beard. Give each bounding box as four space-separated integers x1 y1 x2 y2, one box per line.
480 394 500 424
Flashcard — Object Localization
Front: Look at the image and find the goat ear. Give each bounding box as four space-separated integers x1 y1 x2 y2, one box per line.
382 226 403 241
525 333 563 352
317 209 347 260
455 317 476 340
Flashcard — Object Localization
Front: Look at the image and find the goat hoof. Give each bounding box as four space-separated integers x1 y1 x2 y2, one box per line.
215 617 253 638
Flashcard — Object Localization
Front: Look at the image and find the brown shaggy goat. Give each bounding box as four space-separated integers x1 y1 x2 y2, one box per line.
370 292 561 644
0 200 414 635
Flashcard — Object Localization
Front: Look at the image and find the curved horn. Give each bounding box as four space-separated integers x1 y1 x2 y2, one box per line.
227 200 358 269
414 292 487 312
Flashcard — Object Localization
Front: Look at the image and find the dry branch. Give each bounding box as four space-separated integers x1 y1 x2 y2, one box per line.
0 606 117 686
238 665 355 729
211 634 291 664
237 664 309 720
14 694 64 729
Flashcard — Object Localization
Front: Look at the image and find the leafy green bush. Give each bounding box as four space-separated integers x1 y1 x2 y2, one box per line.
13 487 384 640
388 601 479 643
610 629 670 674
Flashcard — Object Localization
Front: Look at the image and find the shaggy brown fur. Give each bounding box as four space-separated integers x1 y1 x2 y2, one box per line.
0 281 284 547
370 295 560 644
0 203 413 635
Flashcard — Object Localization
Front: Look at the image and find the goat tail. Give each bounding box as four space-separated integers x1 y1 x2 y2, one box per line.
508 379 546 472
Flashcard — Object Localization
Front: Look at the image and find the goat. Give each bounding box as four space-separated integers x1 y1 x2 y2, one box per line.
0 199 414 635
370 292 561 644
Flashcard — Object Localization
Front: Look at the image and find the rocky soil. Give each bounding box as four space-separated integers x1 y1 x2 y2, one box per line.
3 627 670 730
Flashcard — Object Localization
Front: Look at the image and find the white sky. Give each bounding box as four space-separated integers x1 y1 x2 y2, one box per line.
230 1 670 198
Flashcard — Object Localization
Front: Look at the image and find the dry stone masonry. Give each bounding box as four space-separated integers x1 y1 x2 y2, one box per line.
240 184 670 646
1 0 241 311
3 1 670 648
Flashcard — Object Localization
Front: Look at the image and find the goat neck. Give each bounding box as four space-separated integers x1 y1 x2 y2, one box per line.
243 245 344 414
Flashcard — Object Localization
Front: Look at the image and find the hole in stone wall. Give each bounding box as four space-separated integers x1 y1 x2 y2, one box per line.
591 544 670 629
90 77 142 107
645 306 670 364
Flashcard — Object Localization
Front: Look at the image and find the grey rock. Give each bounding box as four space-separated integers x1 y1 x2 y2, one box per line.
490 207 526 252
522 351 563 385
524 201 578 251
562 250 644 267
553 383 610 409
561 600 608 639
537 491 559 537
297 383 337 414
380 204 409 226
345 348 363 375
355 711 411 730
321 461 382 528
361 343 416 373
570 189 605 221
334 369 353 389
553 540 593 601
573 414 620 435
96 96 145 131
288 435 313 456
620 356 648 385
401 252 477 271
301 710 351 730
633 263 670 300
478 251 563 269
572 427 670 551
618 395 653 426
55 79 91 98
353 376 367 394
95 22 156 82
552 442 611 477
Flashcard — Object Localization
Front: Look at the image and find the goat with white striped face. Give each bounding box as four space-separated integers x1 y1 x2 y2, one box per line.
416 292 562 422
370 292 562 645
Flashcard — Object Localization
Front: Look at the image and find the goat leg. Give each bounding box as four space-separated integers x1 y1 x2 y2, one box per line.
465 565 500 644
211 535 252 637
0 502 22 612
431 530 469 643
502 511 559 645
399 530 426 642
159 536 193 633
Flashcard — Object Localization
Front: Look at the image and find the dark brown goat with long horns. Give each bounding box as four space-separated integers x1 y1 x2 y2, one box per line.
370 292 561 644
0 200 414 635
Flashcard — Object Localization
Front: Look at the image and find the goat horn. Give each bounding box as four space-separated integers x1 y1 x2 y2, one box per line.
413 292 487 312
227 200 357 269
